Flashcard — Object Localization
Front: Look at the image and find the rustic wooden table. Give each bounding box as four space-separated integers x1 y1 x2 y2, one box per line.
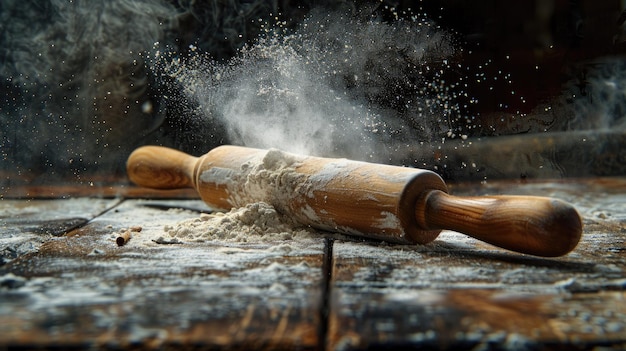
1 177 625 350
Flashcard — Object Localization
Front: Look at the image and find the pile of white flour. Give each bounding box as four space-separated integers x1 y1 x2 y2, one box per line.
160 202 317 243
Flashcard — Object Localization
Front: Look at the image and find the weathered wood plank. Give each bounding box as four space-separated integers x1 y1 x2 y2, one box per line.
0 199 326 350
329 287 626 350
0 198 121 265
327 178 626 350
1 178 624 349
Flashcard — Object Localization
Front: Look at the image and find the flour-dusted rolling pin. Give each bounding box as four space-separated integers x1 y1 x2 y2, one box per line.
127 145 582 256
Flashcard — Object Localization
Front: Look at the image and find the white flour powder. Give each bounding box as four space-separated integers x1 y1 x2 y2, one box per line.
198 148 307 211
161 202 317 243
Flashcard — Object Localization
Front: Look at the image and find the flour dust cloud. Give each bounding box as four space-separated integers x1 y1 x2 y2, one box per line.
2 1 623 185
149 7 461 162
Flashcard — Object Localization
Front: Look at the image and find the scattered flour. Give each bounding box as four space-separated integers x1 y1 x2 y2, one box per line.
161 202 317 243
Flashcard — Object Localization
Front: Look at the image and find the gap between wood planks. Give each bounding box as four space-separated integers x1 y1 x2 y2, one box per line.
97 198 338 350
319 238 335 350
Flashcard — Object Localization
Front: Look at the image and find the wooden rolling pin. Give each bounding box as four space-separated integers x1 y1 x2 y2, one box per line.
127 145 582 257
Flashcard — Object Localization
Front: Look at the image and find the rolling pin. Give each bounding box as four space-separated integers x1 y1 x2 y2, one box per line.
127 145 582 257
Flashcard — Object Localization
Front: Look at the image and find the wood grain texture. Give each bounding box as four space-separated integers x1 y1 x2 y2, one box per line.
0 199 325 350
0 198 120 265
417 191 582 257
127 146 198 189
327 178 626 350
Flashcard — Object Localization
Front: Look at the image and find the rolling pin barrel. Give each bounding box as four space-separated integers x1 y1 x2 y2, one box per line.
127 145 582 256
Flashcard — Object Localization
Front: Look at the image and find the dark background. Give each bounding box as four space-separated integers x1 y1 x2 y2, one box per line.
1 0 624 186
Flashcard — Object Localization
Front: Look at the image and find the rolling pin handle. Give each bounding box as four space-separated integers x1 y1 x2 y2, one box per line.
126 146 199 189
416 190 582 257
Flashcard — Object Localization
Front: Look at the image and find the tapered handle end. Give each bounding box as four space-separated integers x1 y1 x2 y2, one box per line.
418 191 582 257
126 146 198 189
